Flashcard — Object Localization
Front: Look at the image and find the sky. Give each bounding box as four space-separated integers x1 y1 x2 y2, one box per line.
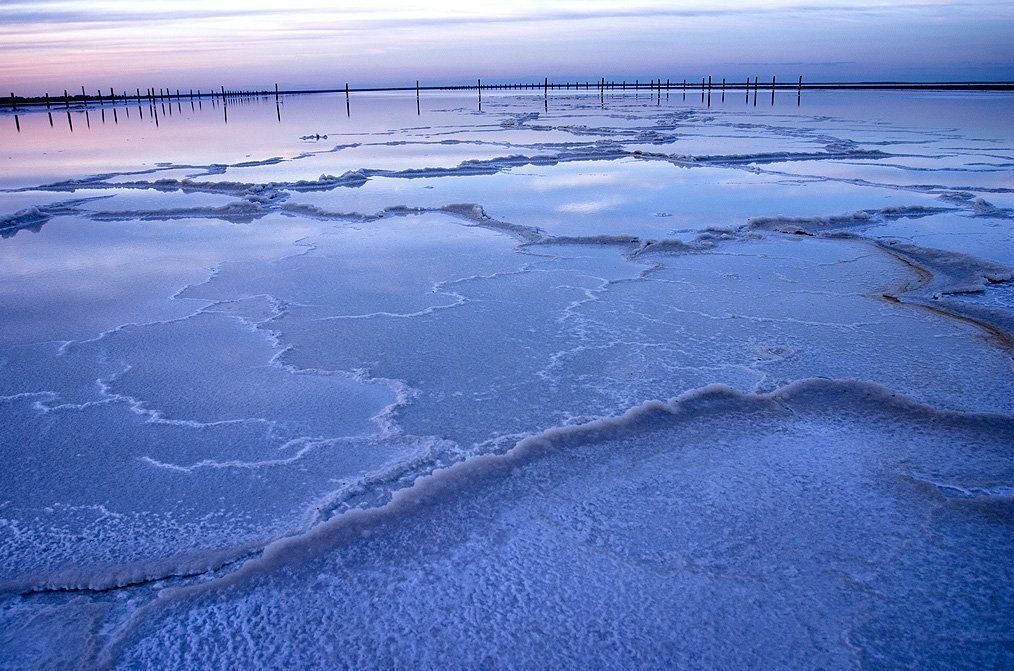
1 0 1012 95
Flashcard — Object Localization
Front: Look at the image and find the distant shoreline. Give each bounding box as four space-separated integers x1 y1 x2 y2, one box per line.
4 80 1014 110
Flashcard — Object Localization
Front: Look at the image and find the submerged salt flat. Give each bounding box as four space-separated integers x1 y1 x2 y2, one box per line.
0 89 1011 670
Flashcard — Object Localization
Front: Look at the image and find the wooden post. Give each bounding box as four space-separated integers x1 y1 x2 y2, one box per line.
64 89 69 108
9 92 15 111
275 83 279 101
97 89 102 104
110 87 115 101
221 85 226 100
771 76 776 105
416 80 420 98
46 92 51 109
708 75 712 90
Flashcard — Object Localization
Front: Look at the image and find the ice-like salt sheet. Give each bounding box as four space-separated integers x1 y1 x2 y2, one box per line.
0 89 1011 669
860 212 1014 267
108 382 1014 670
0 213 330 345
286 160 948 240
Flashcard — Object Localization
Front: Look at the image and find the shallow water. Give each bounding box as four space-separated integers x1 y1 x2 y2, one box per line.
1 89 1012 669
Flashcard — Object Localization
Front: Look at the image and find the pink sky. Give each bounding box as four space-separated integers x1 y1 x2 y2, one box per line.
2 1 1012 95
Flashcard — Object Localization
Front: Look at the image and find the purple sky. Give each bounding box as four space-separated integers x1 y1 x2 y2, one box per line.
2 1 1012 95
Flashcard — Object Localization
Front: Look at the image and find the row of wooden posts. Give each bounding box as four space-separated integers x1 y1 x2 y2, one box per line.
8 77 1014 109
4 77 811 110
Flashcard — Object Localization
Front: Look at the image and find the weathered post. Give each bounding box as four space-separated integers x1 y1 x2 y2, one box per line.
64 89 70 108
9 92 15 111
275 83 279 101
45 92 51 109
771 76 776 105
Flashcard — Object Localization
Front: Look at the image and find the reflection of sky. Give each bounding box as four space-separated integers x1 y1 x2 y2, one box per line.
2 1 1012 93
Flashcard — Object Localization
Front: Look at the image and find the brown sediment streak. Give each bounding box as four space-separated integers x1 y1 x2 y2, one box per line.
869 242 1013 352
876 244 933 289
909 298 1014 352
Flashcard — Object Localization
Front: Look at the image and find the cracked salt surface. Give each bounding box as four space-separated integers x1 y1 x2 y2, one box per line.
0 90 1011 669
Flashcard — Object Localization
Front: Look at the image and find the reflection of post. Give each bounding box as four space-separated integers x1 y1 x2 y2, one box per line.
14 115 19 132
67 111 73 132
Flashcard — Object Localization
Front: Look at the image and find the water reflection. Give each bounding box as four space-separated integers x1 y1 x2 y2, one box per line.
6 84 819 139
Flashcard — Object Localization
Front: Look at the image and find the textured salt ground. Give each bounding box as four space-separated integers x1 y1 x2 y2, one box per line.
0 91 1011 670
106 382 1014 670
